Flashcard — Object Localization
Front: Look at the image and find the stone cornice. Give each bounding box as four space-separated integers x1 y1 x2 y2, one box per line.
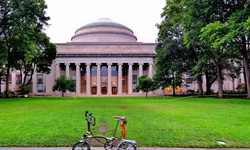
56 53 156 58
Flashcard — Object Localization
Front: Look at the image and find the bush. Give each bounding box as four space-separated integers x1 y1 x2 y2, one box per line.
16 85 31 95
236 83 246 92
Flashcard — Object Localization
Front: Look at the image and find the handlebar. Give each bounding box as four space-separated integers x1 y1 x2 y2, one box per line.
85 110 96 132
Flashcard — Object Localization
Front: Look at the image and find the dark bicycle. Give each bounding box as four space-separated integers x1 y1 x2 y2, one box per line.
72 110 137 150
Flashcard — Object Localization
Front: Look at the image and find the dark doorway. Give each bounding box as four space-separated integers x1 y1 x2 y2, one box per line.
91 86 97 94
112 87 117 94
102 87 107 94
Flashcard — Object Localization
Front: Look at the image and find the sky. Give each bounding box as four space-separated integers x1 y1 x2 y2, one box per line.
44 0 165 43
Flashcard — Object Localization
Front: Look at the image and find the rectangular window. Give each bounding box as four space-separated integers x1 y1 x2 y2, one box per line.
61 65 65 71
132 75 137 84
71 65 76 71
16 75 22 86
186 78 193 84
37 74 43 93
132 65 138 71
111 66 118 76
81 65 86 77
101 66 108 76
91 66 97 76
132 75 137 91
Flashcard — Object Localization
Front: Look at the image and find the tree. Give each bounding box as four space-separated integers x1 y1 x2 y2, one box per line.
135 75 155 97
155 0 204 95
52 75 76 97
0 0 56 97
197 1 250 98
156 0 250 98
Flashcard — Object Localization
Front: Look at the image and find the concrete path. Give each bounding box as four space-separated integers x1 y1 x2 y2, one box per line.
1 147 250 150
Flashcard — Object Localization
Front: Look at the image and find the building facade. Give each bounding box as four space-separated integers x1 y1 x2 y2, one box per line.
0 18 244 96
36 18 155 96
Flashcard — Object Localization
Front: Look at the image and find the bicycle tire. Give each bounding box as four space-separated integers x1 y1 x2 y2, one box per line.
72 141 90 150
117 141 136 150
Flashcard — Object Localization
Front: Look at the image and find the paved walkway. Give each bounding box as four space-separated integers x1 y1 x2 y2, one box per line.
1 147 250 150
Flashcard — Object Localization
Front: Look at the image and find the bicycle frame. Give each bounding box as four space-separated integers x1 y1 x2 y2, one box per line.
73 110 136 150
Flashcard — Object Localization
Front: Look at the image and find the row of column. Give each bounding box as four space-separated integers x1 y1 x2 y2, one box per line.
55 62 154 95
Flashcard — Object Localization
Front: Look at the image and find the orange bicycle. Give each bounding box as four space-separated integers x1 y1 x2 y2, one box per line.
72 110 137 150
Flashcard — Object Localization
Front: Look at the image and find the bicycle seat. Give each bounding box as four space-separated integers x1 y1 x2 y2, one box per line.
113 116 126 120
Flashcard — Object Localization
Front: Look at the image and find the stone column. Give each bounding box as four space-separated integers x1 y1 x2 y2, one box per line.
55 63 60 78
128 63 133 94
65 63 70 78
75 63 80 94
12 71 17 92
97 63 101 95
139 63 144 94
118 63 123 94
32 71 37 93
86 63 91 94
148 63 154 78
45 73 51 94
139 63 143 77
108 63 112 94
148 63 154 95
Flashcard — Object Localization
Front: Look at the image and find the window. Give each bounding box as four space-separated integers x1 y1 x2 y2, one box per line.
132 75 137 84
91 66 97 76
61 65 65 71
16 75 22 86
132 75 137 91
81 65 86 77
186 78 193 84
133 65 138 71
101 66 108 76
71 75 76 81
37 74 43 93
71 64 76 71
111 66 117 76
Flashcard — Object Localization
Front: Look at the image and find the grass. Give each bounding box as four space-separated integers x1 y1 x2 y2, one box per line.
0 96 250 148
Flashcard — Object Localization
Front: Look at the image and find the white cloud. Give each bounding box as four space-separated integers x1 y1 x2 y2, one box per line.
44 0 165 43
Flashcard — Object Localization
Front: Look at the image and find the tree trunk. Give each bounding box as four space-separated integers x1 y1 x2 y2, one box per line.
172 75 176 96
197 74 203 95
216 65 224 98
243 55 250 99
210 54 223 98
205 72 211 95
62 91 64 97
240 37 250 99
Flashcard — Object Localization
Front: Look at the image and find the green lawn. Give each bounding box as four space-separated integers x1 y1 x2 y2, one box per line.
0 96 250 148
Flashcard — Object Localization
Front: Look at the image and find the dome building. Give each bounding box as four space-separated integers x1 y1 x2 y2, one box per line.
71 18 137 43
1 18 244 96
40 18 156 95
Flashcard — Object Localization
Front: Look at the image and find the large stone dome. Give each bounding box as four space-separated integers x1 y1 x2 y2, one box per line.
71 18 137 42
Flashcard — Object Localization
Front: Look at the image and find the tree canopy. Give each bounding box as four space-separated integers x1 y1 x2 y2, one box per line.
0 0 56 97
135 75 155 97
155 0 250 98
52 75 76 97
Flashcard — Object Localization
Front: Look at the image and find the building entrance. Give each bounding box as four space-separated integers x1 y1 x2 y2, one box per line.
91 86 97 94
102 87 107 94
112 87 117 94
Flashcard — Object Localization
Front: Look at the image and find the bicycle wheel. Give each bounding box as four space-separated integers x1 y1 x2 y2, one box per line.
117 141 136 150
72 141 90 150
